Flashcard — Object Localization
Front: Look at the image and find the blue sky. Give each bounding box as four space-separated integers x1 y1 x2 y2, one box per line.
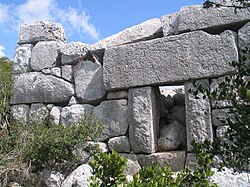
0 0 204 59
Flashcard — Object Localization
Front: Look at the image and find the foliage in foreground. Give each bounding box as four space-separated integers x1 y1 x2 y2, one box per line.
0 57 12 130
0 115 104 186
90 151 127 187
89 148 217 187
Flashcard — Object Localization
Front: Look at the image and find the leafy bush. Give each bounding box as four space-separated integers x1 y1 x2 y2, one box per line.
0 114 104 186
89 149 217 187
90 151 127 187
0 57 12 130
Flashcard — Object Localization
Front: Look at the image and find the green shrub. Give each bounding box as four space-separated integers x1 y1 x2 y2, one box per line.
0 57 12 130
90 151 127 187
89 150 217 187
0 114 104 186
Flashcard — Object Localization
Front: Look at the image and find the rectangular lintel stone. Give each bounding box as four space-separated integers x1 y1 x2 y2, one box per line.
128 86 159 154
161 7 250 36
103 30 237 90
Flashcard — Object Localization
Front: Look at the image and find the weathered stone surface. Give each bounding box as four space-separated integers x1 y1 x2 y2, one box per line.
128 87 159 154
138 151 186 172
162 7 250 35
107 90 128 100
40 169 65 187
120 154 141 176
13 44 33 74
18 21 66 44
161 12 180 36
11 104 30 123
61 164 93 187
61 65 73 82
185 80 213 151
185 153 197 170
158 121 186 151
104 30 237 90
212 108 231 127
173 93 185 106
29 103 49 123
74 61 106 104
42 67 61 78
60 104 94 127
211 167 250 187
108 136 131 153
12 72 74 104
30 41 63 71
94 18 162 48
167 106 186 126
160 94 173 117
93 100 128 141
60 42 89 65
238 22 250 50
49 106 61 125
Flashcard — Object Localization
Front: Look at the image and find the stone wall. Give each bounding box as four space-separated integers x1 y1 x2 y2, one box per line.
12 5 250 173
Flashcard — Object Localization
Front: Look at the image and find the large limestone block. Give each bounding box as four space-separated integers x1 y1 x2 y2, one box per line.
94 18 162 48
11 104 30 123
12 72 74 104
13 44 33 74
60 104 94 127
74 61 106 104
137 151 186 172
104 30 237 90
128 87 159 154
30 41 63 71
162 7 250 35
18 21 66 44
158 121 186 151
60 42 89 65
93 100 128 141
185 80 213 151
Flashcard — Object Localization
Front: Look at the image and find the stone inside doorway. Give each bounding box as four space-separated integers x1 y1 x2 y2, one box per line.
158 86 187 151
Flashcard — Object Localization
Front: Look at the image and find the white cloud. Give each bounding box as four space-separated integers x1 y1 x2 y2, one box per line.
0 0 100 41
0 45 5 57
0 3 11 24
57 7 100 40
17 0 100 41
16 0 55 24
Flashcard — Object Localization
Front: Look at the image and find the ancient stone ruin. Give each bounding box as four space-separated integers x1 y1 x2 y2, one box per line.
11 5 250 180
